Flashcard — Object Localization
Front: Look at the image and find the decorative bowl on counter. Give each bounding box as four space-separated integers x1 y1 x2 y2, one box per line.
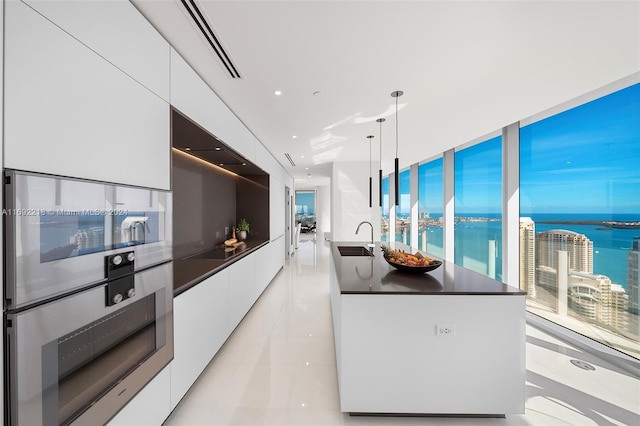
381 244 442 274
383 255 442 274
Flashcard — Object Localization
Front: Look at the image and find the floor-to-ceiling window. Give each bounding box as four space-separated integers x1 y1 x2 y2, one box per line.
520 82 640 359
381 176 389 242
295 190 316 233
395 169 411 246
418 158 444 257
377 78 639 361
454 135 502 280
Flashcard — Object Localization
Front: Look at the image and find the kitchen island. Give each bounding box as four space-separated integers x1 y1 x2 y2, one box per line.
329 241 526 416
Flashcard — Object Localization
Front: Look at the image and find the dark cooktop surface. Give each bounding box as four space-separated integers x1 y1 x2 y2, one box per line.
188 247 238 260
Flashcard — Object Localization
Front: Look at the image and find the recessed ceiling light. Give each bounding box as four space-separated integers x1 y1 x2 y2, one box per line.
185 147 191 151
219 163 223 166
242 163 247 166
274 90 282 96
305 167 309 170
215 147 222 151
292 135 297 139
300 155 305 159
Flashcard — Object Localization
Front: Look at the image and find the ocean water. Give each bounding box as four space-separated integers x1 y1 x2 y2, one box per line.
397 213 640 288
530 213 639 287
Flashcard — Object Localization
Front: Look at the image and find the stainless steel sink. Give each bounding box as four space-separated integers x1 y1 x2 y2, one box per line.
337 246 374 257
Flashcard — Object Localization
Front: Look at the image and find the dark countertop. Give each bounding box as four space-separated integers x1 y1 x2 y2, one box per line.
332 241 526 295
173 239 269 296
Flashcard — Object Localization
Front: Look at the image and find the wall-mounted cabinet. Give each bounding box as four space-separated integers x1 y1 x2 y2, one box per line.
3 0 170 189
23 0 170 101
169 49 256 162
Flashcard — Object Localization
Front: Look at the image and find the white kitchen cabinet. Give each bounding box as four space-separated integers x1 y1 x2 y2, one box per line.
271 235 285 279
170 49 256 162
255 240 283 297
255 141 280 177
171 269 230 409
4 0 170 189
269 175 286 240
107 365 171 426
227 253 258 329
23 0 170 101
255 242 272 297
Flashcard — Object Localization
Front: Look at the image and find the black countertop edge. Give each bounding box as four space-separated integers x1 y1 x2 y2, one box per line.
173 239 269 297
340 291 526 296
332 241 526 296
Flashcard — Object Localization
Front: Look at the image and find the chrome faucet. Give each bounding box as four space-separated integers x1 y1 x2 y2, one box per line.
356 221 374 252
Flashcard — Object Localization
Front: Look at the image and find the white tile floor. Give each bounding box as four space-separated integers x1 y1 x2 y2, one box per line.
164 235 640 426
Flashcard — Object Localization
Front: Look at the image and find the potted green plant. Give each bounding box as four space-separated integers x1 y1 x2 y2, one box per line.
236 218 250 240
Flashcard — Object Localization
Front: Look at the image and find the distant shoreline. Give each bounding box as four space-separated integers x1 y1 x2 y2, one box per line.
388 216 640 229
539 220 640 229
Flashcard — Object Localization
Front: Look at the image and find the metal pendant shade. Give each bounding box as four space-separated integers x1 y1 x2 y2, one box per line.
367 135 374 207
376 118 385 207
391 90 403 206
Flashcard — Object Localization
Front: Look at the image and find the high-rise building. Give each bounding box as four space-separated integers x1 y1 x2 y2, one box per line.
628 236 640 315
519 217 536 298
610 284 630 332
536 230 593 273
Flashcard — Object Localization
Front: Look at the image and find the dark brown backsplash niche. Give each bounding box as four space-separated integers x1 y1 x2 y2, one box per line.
171 108 270 259
172 151 236 259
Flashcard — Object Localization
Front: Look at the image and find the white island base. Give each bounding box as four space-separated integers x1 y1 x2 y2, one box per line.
329 243 526 416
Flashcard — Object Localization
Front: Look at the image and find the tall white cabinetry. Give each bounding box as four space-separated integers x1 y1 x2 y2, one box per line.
3 0 170 189
2 1 292 424
170 270 231 408
169 49 255 162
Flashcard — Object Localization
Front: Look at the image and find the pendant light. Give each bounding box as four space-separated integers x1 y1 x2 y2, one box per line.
367 135 375 208
391 90 403 206
376 118 385 207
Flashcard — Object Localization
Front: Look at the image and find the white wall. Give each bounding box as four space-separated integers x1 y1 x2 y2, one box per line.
315 184 331 239
331 161 380 242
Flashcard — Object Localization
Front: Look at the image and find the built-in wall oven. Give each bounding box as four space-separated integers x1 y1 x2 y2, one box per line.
3 170 173 425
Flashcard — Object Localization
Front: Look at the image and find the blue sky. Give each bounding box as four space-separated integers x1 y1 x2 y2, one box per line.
385 82 639 217
295 192 315 215
520 83 640 215
455 135 503 215
418 158 443 216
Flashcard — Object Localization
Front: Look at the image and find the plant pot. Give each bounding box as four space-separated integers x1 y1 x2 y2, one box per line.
237 230 247 240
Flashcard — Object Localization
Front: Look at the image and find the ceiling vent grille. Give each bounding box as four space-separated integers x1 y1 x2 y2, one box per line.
284 153 296 167
180 0 241 79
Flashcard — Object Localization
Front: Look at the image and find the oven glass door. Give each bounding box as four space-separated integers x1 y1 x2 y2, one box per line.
4 170 172 309
6 262 173 426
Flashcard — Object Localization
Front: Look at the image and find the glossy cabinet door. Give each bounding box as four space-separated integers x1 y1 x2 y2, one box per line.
170 49 256 162
107 366 171 426
4 0 170 189
171 270 230 409
270 176 286 240
23 0 170 101
227 254 258 331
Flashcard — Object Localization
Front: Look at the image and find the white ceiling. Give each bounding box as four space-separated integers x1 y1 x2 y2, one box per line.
132 0 640 188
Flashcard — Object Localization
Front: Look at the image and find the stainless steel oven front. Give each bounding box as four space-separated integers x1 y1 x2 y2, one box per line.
4 169 172 310
5 261 173 426
3 170 174 425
